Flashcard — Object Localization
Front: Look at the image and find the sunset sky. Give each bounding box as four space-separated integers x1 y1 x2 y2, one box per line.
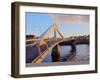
25 12 90 38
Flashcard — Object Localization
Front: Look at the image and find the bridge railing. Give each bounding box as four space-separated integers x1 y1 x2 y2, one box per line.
46 38 62 47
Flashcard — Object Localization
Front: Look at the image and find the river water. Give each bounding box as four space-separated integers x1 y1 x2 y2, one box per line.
42 44 89 63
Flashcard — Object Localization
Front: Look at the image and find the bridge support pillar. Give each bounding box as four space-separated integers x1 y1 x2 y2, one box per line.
71 42 76 53
51 44 60 62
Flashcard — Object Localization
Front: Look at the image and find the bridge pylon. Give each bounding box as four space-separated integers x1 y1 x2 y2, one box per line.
39 23 64 46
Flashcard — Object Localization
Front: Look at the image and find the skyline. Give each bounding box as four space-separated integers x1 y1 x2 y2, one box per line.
26 12 90 38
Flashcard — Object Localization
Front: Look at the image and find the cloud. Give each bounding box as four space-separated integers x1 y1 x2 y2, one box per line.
48 14 89 24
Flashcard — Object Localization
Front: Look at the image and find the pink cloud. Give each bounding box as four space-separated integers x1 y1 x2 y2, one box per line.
49 14 89 24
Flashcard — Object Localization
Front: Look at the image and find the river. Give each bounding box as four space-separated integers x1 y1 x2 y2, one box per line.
42 44 89 63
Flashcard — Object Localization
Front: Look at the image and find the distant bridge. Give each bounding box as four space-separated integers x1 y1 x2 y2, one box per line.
26 23 89 63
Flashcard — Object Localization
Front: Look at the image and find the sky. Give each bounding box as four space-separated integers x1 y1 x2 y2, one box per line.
25 12 90 38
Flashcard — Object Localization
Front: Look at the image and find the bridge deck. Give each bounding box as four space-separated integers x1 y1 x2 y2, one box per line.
26 38 75 63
